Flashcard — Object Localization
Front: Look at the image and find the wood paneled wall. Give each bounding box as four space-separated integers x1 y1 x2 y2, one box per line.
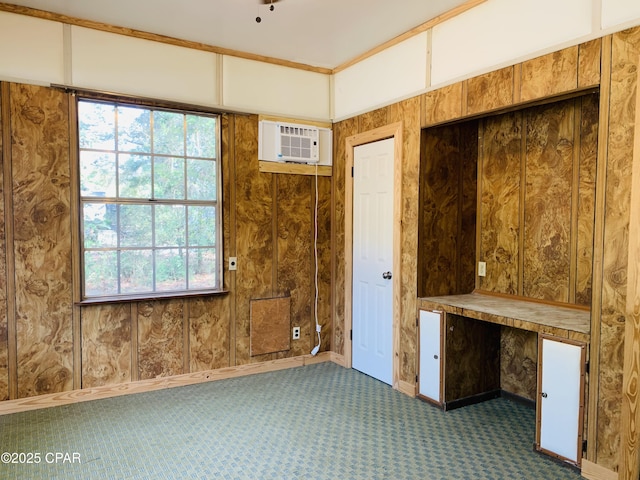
418 122 477 297
478 95 599 305
0 84 332 398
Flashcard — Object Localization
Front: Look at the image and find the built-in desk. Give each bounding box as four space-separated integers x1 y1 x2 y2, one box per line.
418 291 590 343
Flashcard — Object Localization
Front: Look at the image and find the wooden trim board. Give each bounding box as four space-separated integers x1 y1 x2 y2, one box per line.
581 459 618 480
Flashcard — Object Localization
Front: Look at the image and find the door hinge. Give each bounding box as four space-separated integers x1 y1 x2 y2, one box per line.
351 166 354 177
416 317 419 327
416 375 419 383
582 440 587 452
350 329 352 341
585 361 589 374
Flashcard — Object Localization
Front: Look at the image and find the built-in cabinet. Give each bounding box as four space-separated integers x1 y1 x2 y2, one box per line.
417 294 589 467
536 335 586 466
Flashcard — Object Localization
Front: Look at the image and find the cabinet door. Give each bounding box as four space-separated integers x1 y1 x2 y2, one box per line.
536 335 586 466
418 310 442 402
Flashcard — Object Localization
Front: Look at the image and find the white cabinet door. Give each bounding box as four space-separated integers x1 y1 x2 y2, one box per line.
537 335 585 466
418 310 442 402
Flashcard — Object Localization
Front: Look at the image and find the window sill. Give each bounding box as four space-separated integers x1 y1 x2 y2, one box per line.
76 289 230 306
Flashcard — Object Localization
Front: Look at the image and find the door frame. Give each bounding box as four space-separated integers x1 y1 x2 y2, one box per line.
344 122 403 390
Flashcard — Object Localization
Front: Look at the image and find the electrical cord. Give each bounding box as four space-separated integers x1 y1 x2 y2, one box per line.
311 163 321 356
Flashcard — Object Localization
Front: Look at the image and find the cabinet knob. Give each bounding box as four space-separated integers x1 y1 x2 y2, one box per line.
541 392 548 398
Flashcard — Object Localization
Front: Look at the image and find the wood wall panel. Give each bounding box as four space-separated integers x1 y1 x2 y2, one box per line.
522 102 574 302
500 327 537 400
579 39 602 88
234 114 274 365
467 67 514 116
390 97 421 383
189 296 229 372
317 175 332 352
11 84 73 398
137 300 184 379
332 117 358 356
596 27 640 471
575 94 599 306
520 46 578 103
276 174 311 357
0 87 6 401
358 107 389 132
419 126 461 297
421 82 464 127
81 304 131 388
479 112 522 294
460 131 478 295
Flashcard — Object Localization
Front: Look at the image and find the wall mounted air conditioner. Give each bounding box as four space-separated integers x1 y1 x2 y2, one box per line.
259 120 332 165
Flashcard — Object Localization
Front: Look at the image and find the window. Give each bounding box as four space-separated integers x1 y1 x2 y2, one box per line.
77 99 222 299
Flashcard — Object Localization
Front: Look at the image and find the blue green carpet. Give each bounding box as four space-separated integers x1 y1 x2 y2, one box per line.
0 362 581 479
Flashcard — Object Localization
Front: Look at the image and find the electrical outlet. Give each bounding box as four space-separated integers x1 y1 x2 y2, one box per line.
292 327 300 340
478 261 487 277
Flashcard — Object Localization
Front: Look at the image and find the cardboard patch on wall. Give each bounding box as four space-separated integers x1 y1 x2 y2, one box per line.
250 296 291 356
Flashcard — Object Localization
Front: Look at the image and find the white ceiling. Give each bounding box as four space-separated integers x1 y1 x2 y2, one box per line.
6 0 471 69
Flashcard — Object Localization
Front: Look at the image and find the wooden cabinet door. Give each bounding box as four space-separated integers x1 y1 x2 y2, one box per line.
536 334 586 466
418 310 442 403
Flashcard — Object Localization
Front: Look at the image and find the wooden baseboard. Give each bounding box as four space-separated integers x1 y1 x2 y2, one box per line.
329 352 346 367
581 459 618 480
398 379 416 397
0 351 334 416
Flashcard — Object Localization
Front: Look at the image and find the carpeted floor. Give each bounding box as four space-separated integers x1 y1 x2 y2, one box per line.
0 362 581 479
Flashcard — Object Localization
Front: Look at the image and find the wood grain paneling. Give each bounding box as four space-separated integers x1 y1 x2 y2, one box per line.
0 86 6 401
317 175 332 352
276 174 311 357
189 296 229 372
500 327 537 400
579 39 602 89
520 46 579 103
234 114 274 365
137 300 184 379
11 84 73 398
444 313 500 402
575 94 599 306
522 102 574 302
81 304 131 388
359 107 389 133
422 83 464 127
390 97 421 383
332 117 358 356
479 112 522 294
250 296 290 356
597 27 640 472
467 67 514 116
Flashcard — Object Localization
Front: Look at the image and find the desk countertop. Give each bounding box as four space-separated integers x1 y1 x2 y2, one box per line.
418 292 590 342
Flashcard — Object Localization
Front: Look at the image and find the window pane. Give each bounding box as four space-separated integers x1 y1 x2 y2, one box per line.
154 157 185 199
155 205 185 247
186 115 216 158
188 248 216 289
187 159 216 200
80 151 116 197
79 101 115 150
153 111 184 155
156 249 186 291
188 206 215 246
120 204 152 247
119 154 152 198
117 106 151 153
83 202 117 248
84 250 118 296
120 250 153 293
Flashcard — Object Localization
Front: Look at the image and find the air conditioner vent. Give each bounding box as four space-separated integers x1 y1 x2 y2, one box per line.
259 120 332 165
278 124 318 162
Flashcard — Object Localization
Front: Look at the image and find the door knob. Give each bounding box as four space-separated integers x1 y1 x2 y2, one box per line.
541 392 548 398
382 271 392 280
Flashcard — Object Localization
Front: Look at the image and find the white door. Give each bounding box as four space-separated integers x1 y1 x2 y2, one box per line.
538 336 584 465
352 138 394 385
419 310 441 402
